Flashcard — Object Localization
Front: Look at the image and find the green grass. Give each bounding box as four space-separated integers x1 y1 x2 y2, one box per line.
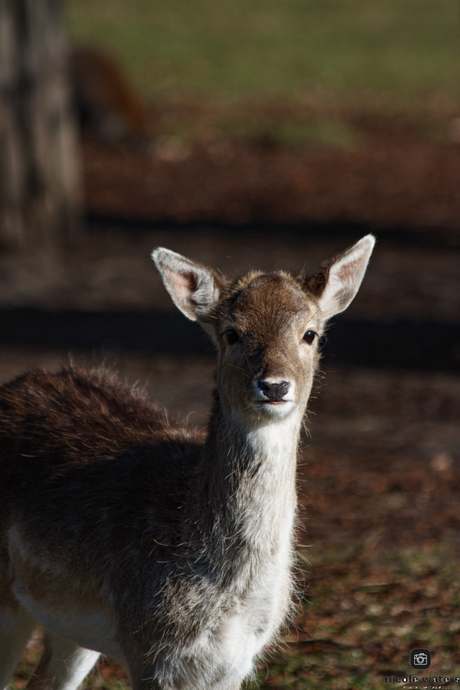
65 0 458 103
11 543 460 690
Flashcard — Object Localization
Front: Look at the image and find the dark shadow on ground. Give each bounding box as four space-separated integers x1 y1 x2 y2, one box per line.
0 307 458 371
87 213 460 250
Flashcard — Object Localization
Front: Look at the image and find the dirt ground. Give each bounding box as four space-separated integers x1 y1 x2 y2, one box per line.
81 102 460 233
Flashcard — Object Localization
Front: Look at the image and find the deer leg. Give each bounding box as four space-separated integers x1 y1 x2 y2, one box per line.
0 603 37 690
26 632 100 690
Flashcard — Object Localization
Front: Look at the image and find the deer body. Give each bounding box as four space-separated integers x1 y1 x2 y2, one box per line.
0 236 374 690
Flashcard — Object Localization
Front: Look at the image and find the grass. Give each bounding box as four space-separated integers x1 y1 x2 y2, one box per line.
65 0 458 104
11 543 460 690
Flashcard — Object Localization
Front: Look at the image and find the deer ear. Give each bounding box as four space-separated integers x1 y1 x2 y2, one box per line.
306 234 375 320
152 248 223 322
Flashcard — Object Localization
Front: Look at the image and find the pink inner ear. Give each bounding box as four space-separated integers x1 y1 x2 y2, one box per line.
336 256 361 283
165 267 197 303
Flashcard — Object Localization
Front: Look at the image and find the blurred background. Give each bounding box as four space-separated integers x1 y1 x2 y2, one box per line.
2 1 460 688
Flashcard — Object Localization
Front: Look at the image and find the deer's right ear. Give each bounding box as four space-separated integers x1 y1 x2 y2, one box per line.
152 248 223 322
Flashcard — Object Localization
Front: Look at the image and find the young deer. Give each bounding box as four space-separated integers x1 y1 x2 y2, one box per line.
0 236 374 690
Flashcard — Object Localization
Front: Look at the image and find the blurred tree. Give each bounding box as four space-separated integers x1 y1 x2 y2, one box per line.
0 0 81 249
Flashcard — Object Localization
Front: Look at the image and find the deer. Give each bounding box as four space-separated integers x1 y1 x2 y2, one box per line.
0 235 374 690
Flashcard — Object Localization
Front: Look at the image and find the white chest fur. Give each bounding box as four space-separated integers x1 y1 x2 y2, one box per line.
178 414 299 687
179 534 294 689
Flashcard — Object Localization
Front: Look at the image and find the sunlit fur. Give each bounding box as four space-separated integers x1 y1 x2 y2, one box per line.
0 236 374 690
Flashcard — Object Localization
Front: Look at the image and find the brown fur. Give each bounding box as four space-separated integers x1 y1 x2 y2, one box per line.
0 366 185 463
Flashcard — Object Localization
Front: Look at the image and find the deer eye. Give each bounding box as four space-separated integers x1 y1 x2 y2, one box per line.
225 329 240 344
302 330 317 345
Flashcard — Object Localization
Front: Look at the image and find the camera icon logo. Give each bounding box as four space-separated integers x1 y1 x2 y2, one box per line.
410 649 431 670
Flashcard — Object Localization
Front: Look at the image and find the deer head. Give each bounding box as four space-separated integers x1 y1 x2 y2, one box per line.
152 235 374 425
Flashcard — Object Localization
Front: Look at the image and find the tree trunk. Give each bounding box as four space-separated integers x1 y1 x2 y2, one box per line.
0 0 81 249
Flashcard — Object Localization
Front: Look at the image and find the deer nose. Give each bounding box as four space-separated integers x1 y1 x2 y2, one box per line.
258 379 291 402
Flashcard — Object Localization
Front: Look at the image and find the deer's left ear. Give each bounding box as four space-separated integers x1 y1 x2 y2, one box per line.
305 235 375 320
152 247 224 322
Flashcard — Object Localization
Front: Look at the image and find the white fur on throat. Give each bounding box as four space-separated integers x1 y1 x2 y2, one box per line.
188 412 301 688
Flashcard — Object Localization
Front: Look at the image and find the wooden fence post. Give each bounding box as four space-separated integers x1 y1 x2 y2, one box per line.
0 0 82 249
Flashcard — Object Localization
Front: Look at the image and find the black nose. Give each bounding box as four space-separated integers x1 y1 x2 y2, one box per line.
258 380 290 402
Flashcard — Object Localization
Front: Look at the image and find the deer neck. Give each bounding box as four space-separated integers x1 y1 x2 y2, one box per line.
188 391 303 576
